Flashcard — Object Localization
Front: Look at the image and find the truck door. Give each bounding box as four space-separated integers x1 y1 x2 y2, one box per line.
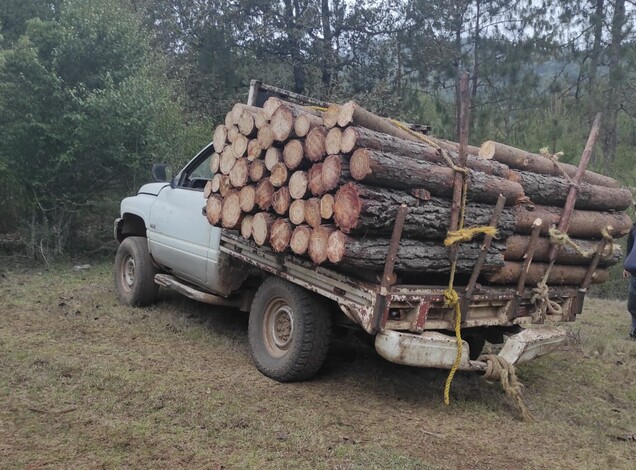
147 144 217 285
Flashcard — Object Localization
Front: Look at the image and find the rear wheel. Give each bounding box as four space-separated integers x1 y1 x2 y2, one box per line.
248 277 332 382
114 236 159 306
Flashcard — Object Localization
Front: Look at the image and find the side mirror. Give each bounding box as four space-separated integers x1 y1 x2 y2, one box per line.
152 163 172 182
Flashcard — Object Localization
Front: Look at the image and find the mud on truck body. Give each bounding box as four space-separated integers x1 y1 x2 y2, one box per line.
114 81 577 383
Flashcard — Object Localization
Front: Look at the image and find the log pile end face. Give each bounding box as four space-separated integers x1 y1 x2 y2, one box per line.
333 183 363 232
349 149 372 180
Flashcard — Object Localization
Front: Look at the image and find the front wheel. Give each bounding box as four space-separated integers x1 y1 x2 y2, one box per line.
248 277 332 382
114 236 159 306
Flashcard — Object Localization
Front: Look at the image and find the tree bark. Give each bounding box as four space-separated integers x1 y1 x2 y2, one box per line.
221 191 242 229
350 148 524 205
289 170 309 199
504 235 621 267
290 225 312 255
341 126 513 179
252 212 274 246
289 199 306 225
513 204 632 239
333 182 516 238
272 186 291 215
479 140 618 188
326 231 504 273
484 262 609 285
305 126 328 162
270 218 293 252
516 171 632 211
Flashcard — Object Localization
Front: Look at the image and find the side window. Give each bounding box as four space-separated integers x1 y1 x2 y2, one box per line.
181 154 213 190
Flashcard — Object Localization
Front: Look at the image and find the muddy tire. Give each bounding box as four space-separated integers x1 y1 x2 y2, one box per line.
248 277 332 382
114 236 159 306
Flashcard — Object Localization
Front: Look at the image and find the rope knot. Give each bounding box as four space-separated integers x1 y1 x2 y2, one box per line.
444 288 459 308
444 226 497 247
478 354 533 421
530 279 563 319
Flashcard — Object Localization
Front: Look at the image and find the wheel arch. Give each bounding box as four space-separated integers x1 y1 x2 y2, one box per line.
116 213 147 242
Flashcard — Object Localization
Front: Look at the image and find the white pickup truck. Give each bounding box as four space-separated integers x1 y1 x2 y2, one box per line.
114 81 570 382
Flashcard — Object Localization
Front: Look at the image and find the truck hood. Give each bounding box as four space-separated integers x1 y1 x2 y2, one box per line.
138 182 169 196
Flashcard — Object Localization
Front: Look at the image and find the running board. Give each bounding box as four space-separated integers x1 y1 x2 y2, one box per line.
155 274 246 309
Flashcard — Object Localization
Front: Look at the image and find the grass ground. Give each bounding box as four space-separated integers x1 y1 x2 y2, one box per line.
0 262 634 469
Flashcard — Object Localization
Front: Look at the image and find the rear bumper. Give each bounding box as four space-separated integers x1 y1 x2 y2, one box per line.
375 326 567 371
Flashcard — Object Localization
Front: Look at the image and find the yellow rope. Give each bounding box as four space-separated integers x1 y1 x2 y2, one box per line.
304 105 328 112
479 354 533 421
444 226 497 247
548 227 596 258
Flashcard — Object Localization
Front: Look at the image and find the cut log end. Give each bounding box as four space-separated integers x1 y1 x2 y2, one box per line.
289 170 309 200
219 147 236 175
232 134 248 157
249 159 266 182
263 97 282 120
333 183 362 232
221 191 242 229
326 230 347 263
229 158 249 188
340 127 358 154
210 153 220 174
304 198 322 228
337 101 356 127
203 180 214 199
252 212 274 246
257 125 275 149
283 139 304 170
271 105 295 142
270 218 292 252
272 186 291 215
323 103 341 129
305 126 328 162
308 163 326 196
321 154 343 192
325 128 343 155
308 225 336 264
320 193 335 220
239 111 256 137
241 214 254 239
213 125 228 153
255 179 275 210
479 141 496 159
290 225 312 255
289 199 306 225
227 125 240 143
206 195 223 225
349 148 372 180
265 147 282 171
239 185 256 212
270 162 289 188
247 139 263 161
294 113 322 137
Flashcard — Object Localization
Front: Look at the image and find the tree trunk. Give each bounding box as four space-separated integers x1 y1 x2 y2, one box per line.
326 231 504 273
516 171 632 211
333 182 515 238
341 126 514 179
289 199 306 225
272 186 291 215
252 212 274 246
305 126 328 162
504 235 621 267
513 204 633 239
484 262 609 285
290 225 312 255
270 218 293 252
350 148 524 205
289 170 309 199
479 140 618 188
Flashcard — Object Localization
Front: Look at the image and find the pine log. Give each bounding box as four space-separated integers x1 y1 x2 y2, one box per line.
308 225 336 264
289 171 309 200
219 175 233 197
213 125 227 153
305 126 328 162
239 111 257 137
484 262 609 285
265 147 282 171
206 194 223 225
257 125 275 149
270 218 293 252
325 128 342 155
341 126 514 179
289 199 306 225
255 179 274 210
225 111 234 128
350 148 524 205
504 235 621 267
337 101 481 155
323 104 341 129
283 139 305 170
272 186 291 215
294 113 323 137
333 182 516 238
221 191 243 229
239 185 256 213
307 163 326 196
219 147 236 175
241 214 254 239
321 154 349 192
249 159 266 182
229 158 249 188
247 139 264 161
304 198 322 228
271 105 303 141
232 134 248 157
320 194 334 220
227 125 240 143
255 109 268 130
516 171 632 211
210 152 220 173
263 97 282 120
252 212 274 246
231 103 260 124
326 231 504 273
204 180 213 199
290 225 312 255
513 205 632 239
270 162 289 187
479 141 619 188
211 173 222 193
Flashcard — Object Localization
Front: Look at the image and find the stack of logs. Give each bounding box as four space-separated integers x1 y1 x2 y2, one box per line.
204 98 633 285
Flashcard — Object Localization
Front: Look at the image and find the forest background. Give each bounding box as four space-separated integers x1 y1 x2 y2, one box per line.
1 0 634 296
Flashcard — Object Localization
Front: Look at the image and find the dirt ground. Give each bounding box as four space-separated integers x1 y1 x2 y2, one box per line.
0 263 634 469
